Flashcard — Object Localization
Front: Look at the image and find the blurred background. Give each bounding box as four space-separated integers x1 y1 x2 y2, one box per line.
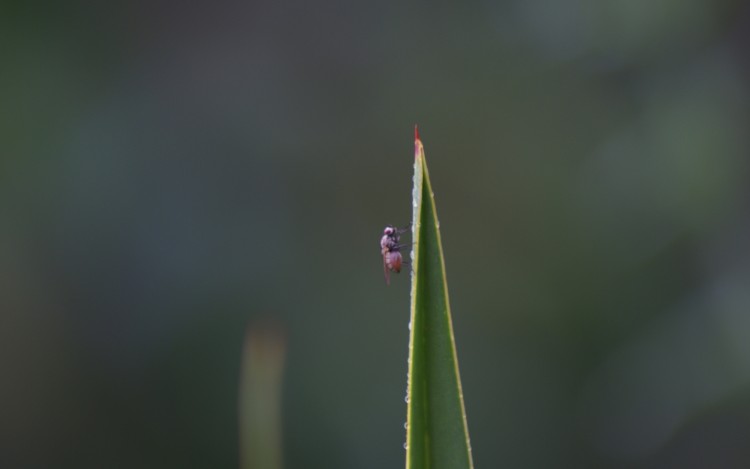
2 0 750 467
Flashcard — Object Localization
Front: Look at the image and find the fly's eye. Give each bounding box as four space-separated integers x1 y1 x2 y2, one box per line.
384 227 393 235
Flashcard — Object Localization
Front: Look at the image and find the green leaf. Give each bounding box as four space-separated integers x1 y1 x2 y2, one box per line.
406 128 474 469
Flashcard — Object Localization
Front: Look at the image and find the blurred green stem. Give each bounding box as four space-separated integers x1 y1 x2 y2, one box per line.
239 324 286 469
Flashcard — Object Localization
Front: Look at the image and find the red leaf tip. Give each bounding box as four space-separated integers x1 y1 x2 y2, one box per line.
414 124 420 141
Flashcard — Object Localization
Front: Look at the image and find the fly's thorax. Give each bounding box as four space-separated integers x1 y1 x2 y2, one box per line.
380 233 399 251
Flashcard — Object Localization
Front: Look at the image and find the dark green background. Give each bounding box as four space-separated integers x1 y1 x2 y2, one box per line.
3 0 750 467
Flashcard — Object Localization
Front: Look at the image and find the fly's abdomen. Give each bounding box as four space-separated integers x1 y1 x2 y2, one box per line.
387 251 403 273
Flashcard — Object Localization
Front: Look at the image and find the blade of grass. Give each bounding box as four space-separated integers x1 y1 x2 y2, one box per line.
405 127 474 469
239 324 286 469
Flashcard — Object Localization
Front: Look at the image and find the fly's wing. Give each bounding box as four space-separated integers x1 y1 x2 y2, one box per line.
383 254 391 285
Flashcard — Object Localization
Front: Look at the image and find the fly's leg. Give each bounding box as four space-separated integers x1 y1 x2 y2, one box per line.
396 223 412 235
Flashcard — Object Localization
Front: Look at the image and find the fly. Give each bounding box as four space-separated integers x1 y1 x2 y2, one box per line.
380 224 411 285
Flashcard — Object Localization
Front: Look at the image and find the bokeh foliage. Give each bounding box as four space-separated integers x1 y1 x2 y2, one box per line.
2 0 750 468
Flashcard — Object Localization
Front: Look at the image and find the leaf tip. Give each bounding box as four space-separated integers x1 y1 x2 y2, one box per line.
414 125 423 161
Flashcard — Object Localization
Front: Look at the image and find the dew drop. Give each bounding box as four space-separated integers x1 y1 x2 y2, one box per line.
404 422 408 429
403 443 408 450
404 395 409 403
407 321 412 330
